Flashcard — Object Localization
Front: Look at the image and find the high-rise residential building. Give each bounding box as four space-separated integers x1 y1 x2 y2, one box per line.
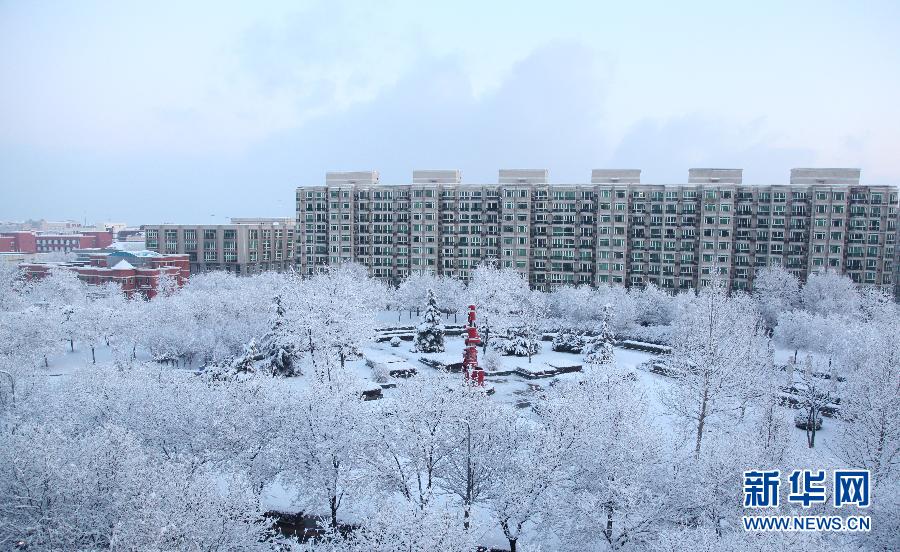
144 218 295 275
296 169 899 298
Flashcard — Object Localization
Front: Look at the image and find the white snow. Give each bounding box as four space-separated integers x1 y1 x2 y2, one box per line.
111 258 135 270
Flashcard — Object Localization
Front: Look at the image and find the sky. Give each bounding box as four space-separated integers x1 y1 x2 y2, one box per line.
1 0 899 224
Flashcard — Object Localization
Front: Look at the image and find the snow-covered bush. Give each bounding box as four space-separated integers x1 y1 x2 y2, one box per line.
794 409 823 431
492 329 540 358
552 330 586 353
390 336 401 347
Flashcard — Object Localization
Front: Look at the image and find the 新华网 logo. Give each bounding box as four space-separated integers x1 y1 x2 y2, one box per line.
741 469 871 532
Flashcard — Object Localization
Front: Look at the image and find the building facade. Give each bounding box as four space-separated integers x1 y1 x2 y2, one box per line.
144 218 295 275
296 168 899 297
0 230 113 254
21 249 189 299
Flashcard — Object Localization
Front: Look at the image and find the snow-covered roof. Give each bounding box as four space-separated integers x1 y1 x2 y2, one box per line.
111 259 135 270
109 241 147 251
124 250 162 258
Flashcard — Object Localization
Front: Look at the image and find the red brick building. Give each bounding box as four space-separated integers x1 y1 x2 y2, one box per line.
0 230 113 253
21 250 189 299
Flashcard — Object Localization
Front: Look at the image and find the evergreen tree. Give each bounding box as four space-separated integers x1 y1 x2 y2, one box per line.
413 289 445 353
506 328 540 359
552 330 586 353
259 295 298 377
583 304 615 371
231 339 260 375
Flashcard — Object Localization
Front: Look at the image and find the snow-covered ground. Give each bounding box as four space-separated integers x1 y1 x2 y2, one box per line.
21 312 854 552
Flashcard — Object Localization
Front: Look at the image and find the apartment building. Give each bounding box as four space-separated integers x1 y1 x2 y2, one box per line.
296 169 899 297
144 218 295 275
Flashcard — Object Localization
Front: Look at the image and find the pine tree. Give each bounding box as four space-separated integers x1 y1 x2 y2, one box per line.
231 338 260 375
413 289 445 353
259 295 297 377
514 330 539 358
583 304 615 371
552 330 586 353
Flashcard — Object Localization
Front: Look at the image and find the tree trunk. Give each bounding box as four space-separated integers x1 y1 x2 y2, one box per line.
330 495 339 528
44 355 49 368
807 409 816 448
695 384 709 458
464 424 473 530
91 345 96 365
604 504 614 544
307 329 317 375
509 538 517 552
69 339 74 352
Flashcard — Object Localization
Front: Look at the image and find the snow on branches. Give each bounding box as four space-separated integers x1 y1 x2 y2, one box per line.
412 289 446 353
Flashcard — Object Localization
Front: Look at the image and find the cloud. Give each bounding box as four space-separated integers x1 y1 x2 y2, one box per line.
250 40 614 184
0 39 885 224
608 115 818 184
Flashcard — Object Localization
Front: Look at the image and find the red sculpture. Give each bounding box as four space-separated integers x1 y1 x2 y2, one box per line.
463 305 484 386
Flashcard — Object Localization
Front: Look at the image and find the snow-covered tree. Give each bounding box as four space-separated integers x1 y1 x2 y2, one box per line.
439 387 514 529
794 355 836 449
394 270 439 318
752 263 800 328
0 367 274 550
1 305 60 369
835 322 899 482
485 395 577 552
582 304 615 373
467 261 529 352
516 289 547 363
296 264 387 378
801 268 860 316
299 500 476 552
365 377 459 510
661 279 767 457
494 289 546 361
154 270 178 298
631 282 675 326
258 295 298 377
0 262 24 312
24 267 86 309
412 289 445 353
547 373 669 551
279 372 369 528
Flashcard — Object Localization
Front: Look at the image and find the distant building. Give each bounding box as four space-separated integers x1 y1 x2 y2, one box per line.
0 230 113 254
20 249 189 299
144 218 295 275
0 252 32 265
